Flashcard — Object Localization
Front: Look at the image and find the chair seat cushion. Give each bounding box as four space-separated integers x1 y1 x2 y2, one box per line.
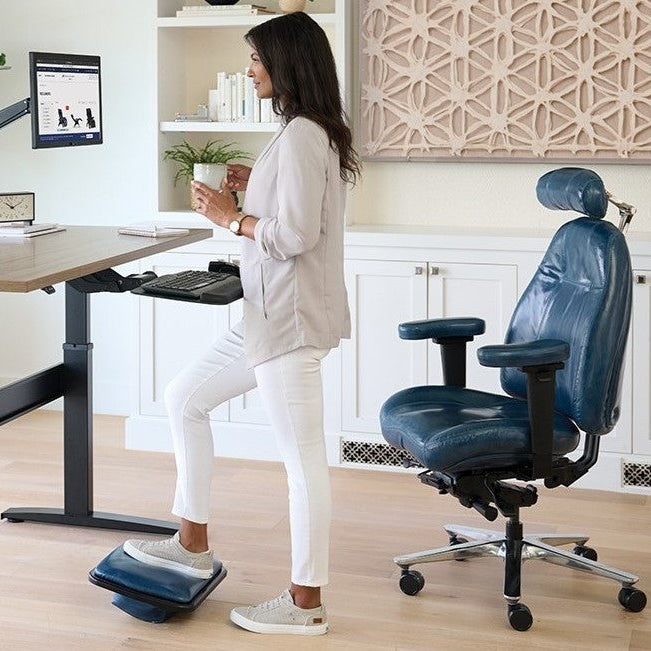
380 386 580 473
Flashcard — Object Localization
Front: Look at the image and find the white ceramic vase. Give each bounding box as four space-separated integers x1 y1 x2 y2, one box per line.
279 0 307 13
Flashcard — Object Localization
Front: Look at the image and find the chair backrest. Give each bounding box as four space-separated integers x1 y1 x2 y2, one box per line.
501 169 632 436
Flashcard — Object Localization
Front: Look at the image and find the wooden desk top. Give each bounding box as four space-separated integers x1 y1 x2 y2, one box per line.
0 225 213 292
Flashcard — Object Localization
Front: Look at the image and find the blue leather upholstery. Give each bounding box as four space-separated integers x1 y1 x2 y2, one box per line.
381 386 579 472
89 546 227 622
380 167 631 473
399 318 485 340
536 167 608 218
478 339 569 368
501 218 631 435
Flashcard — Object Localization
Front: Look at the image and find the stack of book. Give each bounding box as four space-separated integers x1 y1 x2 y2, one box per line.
176 4 275 18
0 222 65 238
210 70 280 123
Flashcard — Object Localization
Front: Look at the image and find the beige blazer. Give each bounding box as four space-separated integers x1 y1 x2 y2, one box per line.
240 116 351 367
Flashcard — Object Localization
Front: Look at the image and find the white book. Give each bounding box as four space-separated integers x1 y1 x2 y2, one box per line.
261 98 272 123
230 75 237 122
235 72 244 122
244 73 255 123
181 4 268 9
0 226 65 238
118 223 189 238
0 221 58 234
216 72 227 122
254 94 261 123
176 8 273 17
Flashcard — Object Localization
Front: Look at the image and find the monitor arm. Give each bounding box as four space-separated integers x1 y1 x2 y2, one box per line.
0 97 30 131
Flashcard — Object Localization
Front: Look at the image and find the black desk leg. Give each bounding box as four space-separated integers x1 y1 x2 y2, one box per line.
2 282 176 534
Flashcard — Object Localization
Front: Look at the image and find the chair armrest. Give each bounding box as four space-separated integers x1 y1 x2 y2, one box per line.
477 339 570 368
399 317 485 341
398 318 485 389
479 339 570 480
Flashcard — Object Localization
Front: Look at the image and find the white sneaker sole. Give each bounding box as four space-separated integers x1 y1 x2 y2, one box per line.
230 609 328 635
122 540 213 580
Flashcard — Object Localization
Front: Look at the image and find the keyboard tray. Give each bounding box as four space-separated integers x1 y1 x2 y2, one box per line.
132 271 243 305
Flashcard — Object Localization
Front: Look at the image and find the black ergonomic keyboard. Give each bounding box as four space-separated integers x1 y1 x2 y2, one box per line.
138 269 243 304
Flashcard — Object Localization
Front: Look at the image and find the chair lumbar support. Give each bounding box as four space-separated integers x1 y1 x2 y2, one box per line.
380 168 646 631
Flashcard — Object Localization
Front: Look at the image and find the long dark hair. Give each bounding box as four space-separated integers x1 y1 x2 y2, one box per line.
245 12 360 185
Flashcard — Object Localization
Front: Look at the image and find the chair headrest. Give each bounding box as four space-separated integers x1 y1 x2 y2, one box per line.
536 168 608 219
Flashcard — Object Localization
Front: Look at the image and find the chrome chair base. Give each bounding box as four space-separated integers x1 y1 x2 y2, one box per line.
395 523 640 596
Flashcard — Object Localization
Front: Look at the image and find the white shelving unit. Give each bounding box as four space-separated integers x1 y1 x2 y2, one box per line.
154 0 350 220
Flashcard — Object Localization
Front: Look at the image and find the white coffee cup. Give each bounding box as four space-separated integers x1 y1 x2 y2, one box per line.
193 163 226 190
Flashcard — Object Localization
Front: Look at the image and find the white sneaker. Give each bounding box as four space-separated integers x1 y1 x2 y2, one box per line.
230 589 328 635
122 532 213 579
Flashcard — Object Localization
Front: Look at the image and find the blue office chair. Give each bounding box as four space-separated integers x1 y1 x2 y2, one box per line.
379 168 646 631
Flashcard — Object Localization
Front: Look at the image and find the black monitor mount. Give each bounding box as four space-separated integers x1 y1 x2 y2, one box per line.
0 97 30 131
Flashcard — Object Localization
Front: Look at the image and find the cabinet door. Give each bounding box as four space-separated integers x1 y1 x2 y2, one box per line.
631 271 651 455
427 262 518 393
139 252 230 420
342 259 428 433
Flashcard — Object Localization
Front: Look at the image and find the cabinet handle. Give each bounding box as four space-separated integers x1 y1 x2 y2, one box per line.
429 266 440 276
635 274 647 284
414 266 424 275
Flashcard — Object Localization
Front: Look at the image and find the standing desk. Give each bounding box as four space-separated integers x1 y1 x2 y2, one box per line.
0 225 212 533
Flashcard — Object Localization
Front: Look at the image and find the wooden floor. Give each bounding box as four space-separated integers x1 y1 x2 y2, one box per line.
1 411 650 650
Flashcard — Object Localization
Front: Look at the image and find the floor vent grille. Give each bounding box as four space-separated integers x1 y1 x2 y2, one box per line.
622 461 651 488
340 440 419 468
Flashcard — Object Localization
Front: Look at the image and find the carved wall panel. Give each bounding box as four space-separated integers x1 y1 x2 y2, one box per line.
360 0 651 160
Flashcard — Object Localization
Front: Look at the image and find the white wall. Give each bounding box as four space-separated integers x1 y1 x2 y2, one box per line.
0 1 155 413
1 0 650 415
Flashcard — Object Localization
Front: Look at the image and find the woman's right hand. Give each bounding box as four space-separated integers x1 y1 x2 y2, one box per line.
227 164 252 192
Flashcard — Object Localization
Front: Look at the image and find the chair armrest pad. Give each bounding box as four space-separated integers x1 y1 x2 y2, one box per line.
477 339 570 368
399 318 486 340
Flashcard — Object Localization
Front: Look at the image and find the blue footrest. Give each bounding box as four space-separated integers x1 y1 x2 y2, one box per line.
89 546 227 622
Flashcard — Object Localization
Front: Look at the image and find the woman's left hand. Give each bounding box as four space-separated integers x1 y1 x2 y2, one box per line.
192 179 238 229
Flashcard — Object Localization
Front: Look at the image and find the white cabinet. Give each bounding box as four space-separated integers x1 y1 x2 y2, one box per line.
154 0 350 217
341 258 518 434
126 228 651 493
137 251 231 420
342 260 428 433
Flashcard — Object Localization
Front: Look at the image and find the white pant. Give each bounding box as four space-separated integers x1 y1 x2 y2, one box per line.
164 321 331 587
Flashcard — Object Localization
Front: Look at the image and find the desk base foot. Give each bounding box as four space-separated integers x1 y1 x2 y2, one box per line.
1 508 177 534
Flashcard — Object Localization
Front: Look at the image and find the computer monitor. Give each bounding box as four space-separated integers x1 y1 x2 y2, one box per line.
29 51 102 149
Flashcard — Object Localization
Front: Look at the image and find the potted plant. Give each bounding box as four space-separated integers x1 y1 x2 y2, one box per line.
163 139 251 187
163 139 251 208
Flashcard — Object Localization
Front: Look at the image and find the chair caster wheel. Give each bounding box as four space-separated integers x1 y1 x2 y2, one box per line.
399 569 425 596
508 603 533 631
573 545 598 561
618 587 647 612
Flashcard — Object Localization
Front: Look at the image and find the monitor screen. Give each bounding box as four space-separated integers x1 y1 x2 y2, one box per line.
29 51 102 149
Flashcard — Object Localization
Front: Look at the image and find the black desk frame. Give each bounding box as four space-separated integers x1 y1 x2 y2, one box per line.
1 281 176 534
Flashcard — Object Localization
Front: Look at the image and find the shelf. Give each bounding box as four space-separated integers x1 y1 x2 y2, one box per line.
157 13 337 28
0 66 11 71
160 121 280 133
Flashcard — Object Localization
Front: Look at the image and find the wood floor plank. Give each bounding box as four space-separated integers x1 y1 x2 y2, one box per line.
1 410 649 649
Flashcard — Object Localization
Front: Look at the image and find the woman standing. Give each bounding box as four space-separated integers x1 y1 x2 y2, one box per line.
123 11 359 636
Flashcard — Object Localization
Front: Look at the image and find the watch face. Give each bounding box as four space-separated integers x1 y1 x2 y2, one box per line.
229 219 241 234
0 193 35 223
